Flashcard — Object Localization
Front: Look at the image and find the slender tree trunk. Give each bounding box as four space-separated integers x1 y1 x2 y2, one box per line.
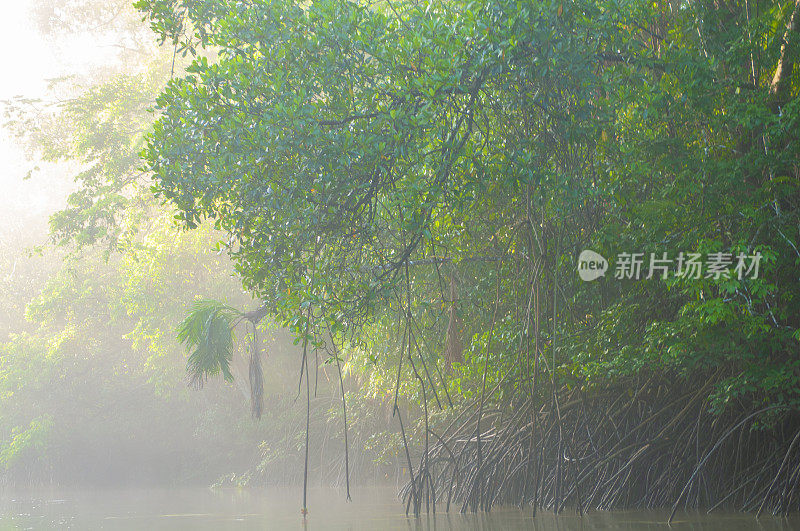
770 0 800 104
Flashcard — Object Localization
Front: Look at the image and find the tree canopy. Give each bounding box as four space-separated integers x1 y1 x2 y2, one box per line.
6 0 799 516
135 0 800 417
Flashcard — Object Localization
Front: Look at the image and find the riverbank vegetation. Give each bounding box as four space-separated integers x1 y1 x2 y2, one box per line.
2 0 800 520
1 0 397 489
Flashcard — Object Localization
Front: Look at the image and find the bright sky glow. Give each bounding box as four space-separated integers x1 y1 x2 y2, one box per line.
0 1 119 235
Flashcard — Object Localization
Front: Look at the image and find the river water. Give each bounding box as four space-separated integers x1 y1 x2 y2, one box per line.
1 486 797 530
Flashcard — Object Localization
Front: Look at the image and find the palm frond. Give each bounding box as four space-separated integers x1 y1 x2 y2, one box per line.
177 300 240 388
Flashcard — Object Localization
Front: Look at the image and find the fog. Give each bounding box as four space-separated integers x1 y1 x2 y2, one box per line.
2 0 800 529
0 0 386 497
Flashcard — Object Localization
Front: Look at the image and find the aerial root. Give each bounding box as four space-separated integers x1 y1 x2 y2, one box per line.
400 378 799 518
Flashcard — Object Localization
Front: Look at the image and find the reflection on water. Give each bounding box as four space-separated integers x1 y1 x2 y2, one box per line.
1 486 797 530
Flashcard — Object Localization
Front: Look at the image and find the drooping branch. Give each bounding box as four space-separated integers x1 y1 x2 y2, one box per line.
328 332 352 502
248 321 264 419
239 255 502 327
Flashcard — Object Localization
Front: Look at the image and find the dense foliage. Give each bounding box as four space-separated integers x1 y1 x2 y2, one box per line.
135 0 800 418
1 0 374 488
3 0 800 516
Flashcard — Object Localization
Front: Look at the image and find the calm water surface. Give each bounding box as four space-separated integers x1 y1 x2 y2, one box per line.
1 486 797 530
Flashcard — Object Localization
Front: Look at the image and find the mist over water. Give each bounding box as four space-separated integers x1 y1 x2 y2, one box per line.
3 487 799 530
2 0 800 529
